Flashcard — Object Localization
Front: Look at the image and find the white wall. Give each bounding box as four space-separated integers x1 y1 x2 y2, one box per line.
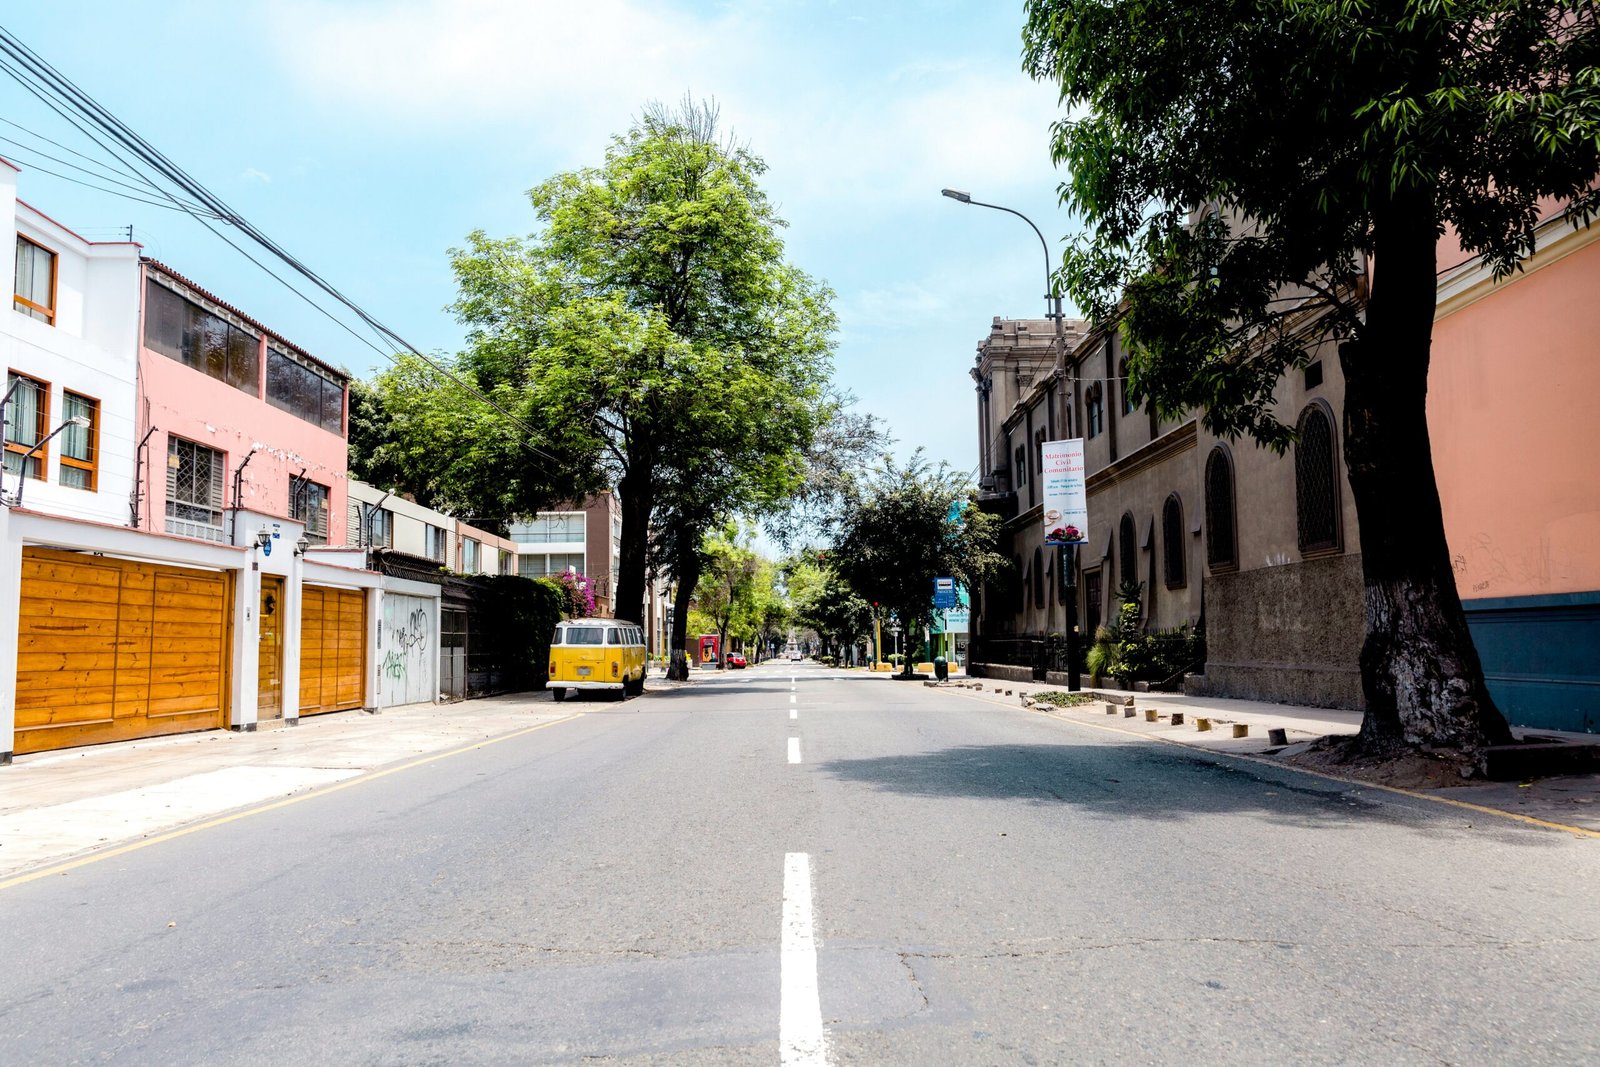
348 479 455 568
0 164 142 527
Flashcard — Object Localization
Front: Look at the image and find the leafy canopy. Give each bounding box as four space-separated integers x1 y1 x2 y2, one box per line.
830 453 1004 645
1023 0 1600 444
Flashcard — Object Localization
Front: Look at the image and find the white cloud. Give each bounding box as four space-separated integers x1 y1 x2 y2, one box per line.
240 167 272 183
261 0 758 158
261 0 1061 202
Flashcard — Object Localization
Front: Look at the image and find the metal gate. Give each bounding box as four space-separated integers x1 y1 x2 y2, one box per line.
439 607 467 702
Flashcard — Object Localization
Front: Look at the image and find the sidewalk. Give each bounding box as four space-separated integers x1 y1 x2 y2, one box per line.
911 671 1600 836
0 690 574 881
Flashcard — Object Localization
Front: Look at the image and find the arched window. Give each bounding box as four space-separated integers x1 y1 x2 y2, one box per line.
1085 384 1104 437
1032 546 1045 608
1119 358 1135 415
1295 401 1342 554
1162 494 1186 588
1204 446 1238 572
1118 512 1137 588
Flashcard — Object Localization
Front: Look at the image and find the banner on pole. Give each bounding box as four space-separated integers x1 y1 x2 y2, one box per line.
1040 438 1088 546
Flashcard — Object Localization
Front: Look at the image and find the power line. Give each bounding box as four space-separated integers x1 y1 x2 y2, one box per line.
0 26 563 470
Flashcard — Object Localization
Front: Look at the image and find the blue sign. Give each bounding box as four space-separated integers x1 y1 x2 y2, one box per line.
933 577 957 609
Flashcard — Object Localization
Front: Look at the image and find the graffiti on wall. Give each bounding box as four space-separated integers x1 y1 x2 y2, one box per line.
379 596 435 707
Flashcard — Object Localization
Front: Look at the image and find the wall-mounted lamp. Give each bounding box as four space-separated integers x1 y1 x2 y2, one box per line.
255 528 272 550
4 415 92 508
294 534 310 557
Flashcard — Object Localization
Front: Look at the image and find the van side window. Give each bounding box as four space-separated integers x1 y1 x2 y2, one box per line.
607 627 622 645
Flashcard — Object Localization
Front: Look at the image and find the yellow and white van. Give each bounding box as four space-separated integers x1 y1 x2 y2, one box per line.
549 619 647 700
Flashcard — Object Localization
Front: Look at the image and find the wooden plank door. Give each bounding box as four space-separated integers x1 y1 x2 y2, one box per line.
258 576 284 721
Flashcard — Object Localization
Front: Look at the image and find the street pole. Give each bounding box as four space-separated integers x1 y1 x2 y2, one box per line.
942 188 1080 691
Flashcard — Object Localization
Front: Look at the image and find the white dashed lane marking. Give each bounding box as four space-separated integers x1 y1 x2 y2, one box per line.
780 852 828 1065
788 737 802 764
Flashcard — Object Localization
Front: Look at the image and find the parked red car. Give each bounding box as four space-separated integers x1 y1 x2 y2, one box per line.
727 653 748 669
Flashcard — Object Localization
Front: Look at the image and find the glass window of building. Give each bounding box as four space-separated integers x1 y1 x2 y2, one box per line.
144 278 260 395
4 372 49 480
291 478 330 544
59 392 98 490
14 236 56 324
266 347 345 434
166 437 225 541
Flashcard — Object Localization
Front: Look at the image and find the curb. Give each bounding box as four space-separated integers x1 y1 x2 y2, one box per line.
932 681 1600 841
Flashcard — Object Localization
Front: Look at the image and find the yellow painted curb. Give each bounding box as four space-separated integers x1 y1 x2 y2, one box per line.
938 687 1600 841
0 713 585 892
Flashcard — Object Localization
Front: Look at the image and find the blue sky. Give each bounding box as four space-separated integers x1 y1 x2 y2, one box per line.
1 1 1077 476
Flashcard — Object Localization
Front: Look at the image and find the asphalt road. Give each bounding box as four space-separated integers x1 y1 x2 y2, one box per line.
4 662 1599 1065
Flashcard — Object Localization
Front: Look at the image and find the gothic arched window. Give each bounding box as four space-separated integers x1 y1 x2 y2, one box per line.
1118 512 1137 588
1295 402 1342 554
1162 494 1186 588
1204 446 1238 572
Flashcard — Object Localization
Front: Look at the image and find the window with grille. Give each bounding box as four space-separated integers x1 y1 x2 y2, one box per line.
1085 384 1104 437
4 372 49 480
144 278 260 395
1118 512 1137 587
14 237 56 324
166 437 225 541
1162 494 1186 588
1295 402 1342 554
1204 446 1238 571
291 478 330 544
59 392 98 491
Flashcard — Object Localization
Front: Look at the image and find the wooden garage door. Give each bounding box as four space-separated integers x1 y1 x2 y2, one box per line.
299 585 366 715
16 547 231 754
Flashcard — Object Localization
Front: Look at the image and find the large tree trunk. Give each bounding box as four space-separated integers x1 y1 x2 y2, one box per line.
666 549 703 681
613 461 654 625
1339 194 1513 758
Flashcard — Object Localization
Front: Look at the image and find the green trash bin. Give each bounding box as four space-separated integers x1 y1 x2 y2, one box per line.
933 656 949 681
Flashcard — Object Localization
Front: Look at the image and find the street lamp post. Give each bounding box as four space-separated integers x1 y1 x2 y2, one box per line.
941 188 1081 691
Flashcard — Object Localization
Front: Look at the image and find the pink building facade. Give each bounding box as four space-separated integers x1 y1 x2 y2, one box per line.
135 261 349 546
1431 218 1600 732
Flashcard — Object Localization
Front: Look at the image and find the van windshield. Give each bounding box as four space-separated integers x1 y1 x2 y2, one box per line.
563 627 606 646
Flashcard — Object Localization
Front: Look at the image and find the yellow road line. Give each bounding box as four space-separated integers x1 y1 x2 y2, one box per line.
0 713 584 892
942 688 1600 840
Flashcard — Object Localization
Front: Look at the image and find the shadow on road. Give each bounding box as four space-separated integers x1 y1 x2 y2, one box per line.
815 741 1563 846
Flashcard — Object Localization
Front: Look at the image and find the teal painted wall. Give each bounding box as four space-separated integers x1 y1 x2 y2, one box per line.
1463 592 1600 734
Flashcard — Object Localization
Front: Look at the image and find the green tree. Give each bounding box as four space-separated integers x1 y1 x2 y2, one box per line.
791 564 873 664
693 528 760 669
831 454 1004 677
352 355 599 527
1023 1 1599 762
448 99 836 630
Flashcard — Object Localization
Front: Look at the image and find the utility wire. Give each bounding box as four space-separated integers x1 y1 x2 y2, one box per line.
0 27 562 469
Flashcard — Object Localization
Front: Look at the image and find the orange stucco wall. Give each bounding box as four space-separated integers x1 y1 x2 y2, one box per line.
1429 233 1600 600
